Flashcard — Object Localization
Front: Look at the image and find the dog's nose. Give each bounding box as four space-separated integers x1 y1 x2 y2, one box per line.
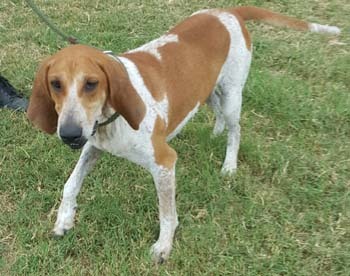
60 123 82 142
59 123 86 149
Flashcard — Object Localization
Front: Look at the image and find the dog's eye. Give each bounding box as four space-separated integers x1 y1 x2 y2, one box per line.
85 80 98 92
50 80 62 92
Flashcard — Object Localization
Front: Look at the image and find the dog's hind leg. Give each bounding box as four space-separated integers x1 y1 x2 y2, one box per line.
220 84 243 175
208 11 252 175
219 56 251 175
53 143 101 236
207 89 226 136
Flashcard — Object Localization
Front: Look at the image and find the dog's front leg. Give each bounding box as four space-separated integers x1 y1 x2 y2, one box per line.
149 145 179 263
53 143 101 236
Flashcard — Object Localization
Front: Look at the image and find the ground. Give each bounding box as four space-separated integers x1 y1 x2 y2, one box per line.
0 0 349 275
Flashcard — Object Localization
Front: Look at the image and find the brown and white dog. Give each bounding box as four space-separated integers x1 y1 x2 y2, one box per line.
27 6 340 262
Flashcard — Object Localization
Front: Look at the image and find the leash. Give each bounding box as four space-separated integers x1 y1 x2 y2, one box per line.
25 0 79 44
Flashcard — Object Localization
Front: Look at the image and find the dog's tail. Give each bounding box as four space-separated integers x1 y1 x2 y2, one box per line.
230 6 340 35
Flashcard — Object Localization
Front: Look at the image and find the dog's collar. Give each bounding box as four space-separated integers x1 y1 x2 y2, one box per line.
91 112 120 136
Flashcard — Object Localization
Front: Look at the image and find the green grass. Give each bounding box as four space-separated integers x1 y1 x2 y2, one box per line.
1 0 349 275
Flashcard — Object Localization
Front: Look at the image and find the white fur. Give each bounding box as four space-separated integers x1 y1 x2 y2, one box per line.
309 23 341 35
57 77 82 134
128 34 179 60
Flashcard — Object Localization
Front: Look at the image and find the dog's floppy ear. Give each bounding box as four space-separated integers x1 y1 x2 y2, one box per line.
27 57 58 134
98 56 145 130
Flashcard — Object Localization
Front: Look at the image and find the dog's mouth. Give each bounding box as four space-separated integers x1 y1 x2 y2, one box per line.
67 139 87 150
61 136 87 150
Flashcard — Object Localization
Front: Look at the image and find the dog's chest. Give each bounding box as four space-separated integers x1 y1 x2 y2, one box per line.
90 117 155 168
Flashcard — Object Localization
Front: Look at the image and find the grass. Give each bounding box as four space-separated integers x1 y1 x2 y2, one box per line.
1 0 349 275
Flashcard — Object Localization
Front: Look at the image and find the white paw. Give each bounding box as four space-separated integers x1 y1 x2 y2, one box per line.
221 165 237 176
150 240 173 264
52 205 76 237
52 221 74 237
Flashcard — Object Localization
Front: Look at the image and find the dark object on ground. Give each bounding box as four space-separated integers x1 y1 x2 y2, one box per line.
0 75 28 111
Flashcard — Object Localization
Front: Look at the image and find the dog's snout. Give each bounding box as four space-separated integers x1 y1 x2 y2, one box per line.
59 123 86 149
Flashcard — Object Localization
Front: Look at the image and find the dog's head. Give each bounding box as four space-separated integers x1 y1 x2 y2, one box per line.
27 45 145 149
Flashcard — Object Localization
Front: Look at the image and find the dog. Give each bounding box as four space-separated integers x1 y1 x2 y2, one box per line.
27 6 340 263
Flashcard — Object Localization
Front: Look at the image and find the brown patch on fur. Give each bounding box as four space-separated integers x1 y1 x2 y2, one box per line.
151 116 177 169
164 14 230 134
123 52 166 102
230 6 309 31
27 57 58 134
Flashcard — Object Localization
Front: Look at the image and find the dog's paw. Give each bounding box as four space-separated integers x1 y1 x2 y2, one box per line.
150 241 173 264
52 219 74 237
221 165 237 176
51 227 70 238
52 205 76 237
